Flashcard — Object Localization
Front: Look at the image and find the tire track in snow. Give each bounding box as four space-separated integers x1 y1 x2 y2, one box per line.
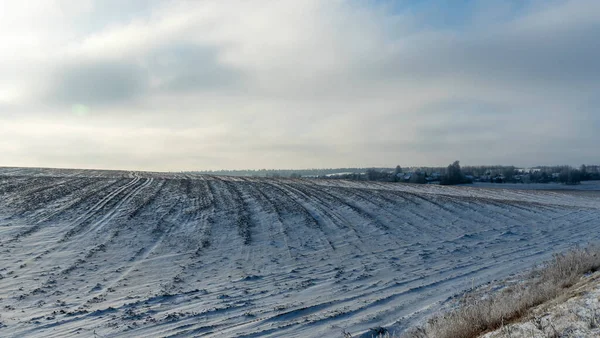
238 179 294 260
60 176 142 241
191 177 216 254
235 180 325 254
15 180 170 315
81 201 183 308
205 177 255 249
297 183 391 232
78 177 154 238
4 178 122 244
264 181 337 251
22 177 157 294
286 182 403 255
18 177 156 296
13 177 90 214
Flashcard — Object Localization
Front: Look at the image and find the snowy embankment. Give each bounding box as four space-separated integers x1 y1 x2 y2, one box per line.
483 272 600 338
0 167 599 338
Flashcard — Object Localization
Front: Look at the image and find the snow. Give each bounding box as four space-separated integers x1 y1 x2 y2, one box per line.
468 180 600 191
483 272 600 338
0 168 599 337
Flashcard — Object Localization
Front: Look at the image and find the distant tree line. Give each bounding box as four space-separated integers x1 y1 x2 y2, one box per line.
440 161 472 185
188 164 600 186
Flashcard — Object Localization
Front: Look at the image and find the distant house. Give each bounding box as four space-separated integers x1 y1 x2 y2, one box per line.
490 175 505 183
517 168 542 174
426 172 441 182
325 172 354 178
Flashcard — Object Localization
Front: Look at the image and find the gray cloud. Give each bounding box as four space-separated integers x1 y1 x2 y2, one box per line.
442 22 600 87
48 61 148 106
358 24 600 101
149 44 244 92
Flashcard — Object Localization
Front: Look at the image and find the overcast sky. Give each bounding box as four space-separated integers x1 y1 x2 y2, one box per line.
0 0 598 171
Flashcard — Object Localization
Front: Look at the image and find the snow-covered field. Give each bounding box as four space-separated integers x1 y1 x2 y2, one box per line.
1 167 600 338
469 180 600 191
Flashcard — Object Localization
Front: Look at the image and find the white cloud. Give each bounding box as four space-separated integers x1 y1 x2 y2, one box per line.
0 0 598 170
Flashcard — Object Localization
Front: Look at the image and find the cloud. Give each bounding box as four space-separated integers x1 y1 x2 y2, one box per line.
47 61 149 106
149 44 244 92
0 0 599 170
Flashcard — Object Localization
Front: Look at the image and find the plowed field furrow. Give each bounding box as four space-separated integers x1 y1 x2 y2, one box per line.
0 169 599 338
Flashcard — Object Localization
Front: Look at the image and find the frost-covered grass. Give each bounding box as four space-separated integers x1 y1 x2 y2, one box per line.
483 272 600 338
396 245 600 338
